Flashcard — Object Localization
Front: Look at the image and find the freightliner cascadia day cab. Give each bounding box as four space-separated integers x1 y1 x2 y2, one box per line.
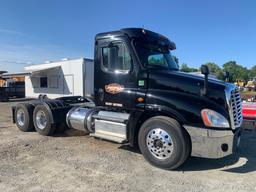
12 28 242 170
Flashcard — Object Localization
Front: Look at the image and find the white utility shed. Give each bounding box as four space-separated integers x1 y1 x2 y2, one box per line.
24 58 94 99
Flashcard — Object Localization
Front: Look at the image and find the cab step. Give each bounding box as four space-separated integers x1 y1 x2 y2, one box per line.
90 131 126 143
91 111 130 143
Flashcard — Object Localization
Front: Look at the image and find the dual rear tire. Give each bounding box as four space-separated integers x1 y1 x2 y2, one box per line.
15 103 34 132
32 104 56 136
15 103 62 136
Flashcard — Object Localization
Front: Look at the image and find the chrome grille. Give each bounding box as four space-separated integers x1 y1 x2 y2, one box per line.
229 88 243 129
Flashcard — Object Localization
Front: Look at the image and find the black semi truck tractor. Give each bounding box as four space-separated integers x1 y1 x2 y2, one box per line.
12 28 242 170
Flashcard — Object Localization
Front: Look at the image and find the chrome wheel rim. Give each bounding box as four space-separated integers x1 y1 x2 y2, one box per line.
36 110 47 129
17 109 25 127
146 128 174 160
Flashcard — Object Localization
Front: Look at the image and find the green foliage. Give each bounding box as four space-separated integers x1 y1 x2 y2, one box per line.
249 65 256 79
148 55 165 66
203 62 221 73
203 62 225 80
180 63 198 73
222 61 249 82
173 56 253 82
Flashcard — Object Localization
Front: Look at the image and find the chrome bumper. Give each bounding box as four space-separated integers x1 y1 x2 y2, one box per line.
184 125 241 159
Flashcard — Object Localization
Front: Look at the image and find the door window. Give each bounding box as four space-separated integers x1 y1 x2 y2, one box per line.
102 42 132 73
148 54 168 67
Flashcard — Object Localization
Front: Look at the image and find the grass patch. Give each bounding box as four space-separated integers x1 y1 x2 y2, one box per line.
241 91 256 99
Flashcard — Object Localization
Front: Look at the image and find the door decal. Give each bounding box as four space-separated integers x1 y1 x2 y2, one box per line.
105 83 124 94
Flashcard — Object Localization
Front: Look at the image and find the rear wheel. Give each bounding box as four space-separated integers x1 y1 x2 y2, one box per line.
15 103 34 132
138 116 191 170
33 104 56 136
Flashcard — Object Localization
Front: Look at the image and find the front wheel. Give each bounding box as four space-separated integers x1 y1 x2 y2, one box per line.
138 116 191 170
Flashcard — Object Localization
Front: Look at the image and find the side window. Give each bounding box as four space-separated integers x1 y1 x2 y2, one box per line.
102 42 132 72
148 54 168 67
40 77 48 88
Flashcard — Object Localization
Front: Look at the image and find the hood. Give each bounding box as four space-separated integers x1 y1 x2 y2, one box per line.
179 71 226 86
148 70 229 107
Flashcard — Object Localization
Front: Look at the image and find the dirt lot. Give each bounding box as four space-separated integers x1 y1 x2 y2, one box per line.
0 101 256 192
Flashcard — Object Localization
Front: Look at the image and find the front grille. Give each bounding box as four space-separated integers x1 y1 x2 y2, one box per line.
229 88 243 129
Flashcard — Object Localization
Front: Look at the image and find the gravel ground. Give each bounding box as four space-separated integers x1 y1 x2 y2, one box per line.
0 101 256 192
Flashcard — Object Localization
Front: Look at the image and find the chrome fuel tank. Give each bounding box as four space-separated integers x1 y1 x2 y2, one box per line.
66 107 96 133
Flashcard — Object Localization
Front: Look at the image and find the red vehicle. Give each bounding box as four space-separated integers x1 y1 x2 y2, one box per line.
242 102 256 131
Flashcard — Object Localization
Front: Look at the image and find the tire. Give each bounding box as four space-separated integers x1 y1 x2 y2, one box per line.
33 104 56 136
14 103 35 132
138 116 191 170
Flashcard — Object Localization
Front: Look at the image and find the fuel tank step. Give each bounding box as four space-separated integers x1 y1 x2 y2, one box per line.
91 111 130 143
90 131 126 143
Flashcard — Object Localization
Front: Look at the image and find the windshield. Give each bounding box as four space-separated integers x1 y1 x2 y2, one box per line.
133 40 179 70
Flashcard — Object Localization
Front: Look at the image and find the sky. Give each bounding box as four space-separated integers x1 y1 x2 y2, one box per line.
0 0 255 73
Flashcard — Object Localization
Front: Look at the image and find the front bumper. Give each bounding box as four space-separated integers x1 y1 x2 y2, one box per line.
184 125 241 159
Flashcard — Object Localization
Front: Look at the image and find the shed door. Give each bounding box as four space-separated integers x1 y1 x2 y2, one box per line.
63 75 74 95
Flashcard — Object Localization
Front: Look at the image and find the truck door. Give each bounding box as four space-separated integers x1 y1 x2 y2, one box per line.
94 37 138 109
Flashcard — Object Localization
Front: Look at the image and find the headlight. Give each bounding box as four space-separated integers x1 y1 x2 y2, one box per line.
201 109 229 128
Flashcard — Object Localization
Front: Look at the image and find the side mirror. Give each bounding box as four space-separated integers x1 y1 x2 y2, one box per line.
200 65 209 96
201 65 209 76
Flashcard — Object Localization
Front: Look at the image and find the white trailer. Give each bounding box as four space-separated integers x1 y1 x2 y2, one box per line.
24 58 94 99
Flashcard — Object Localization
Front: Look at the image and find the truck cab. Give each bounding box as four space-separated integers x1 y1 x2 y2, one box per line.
13 28 242 170
0 79 25 102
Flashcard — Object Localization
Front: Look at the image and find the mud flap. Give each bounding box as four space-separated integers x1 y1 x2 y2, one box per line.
12 106 16 123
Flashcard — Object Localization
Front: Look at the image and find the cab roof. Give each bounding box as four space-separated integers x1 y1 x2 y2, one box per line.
95 28 176 50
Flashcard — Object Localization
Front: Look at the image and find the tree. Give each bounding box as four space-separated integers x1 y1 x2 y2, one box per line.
180 63 198 73
178 60 252 83
203 62 224 80
222 61 249 82
203 62 220 73
250 65 256 78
